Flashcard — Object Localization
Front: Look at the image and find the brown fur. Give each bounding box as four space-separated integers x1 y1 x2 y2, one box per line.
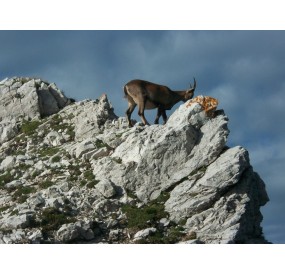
124 78 196 127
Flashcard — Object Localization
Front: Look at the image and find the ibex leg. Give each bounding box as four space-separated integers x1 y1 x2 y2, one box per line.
154 108 162 124
162 109 168 124
138 98 150 126
126 100 137 127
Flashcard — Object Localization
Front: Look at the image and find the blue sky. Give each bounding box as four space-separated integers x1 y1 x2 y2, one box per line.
0 30 284 243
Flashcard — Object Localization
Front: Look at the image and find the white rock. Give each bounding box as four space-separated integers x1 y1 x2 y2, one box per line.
0 77 71 124
96 179 117 198
165 146 250 222
0 156 16 170
56 223 80 242
56 220 95 243
134 227 157 240
159 218 170 227
91 147 109 159
0 120 18 144
5 179 25 189
75 140 95 158
28 229 43 244
44 131 65 146
0 214 31 229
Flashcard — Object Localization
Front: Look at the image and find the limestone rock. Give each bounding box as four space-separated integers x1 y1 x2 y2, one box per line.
56 220 95 243
0 77 269 244
28 229 43 244
0 156 15 170
0 77 73 144
5 179 25 189
0 214 31 229
133 227 157 241
165 146 250 223
95 179 117 198
0 120 18 144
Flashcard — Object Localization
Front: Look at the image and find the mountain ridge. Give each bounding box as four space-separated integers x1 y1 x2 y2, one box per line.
0 77 269 243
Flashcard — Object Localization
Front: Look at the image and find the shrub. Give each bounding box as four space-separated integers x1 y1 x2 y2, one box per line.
39 207 76 238
21 120 42 136
0 171 14 188
12 186 36 203
39 180 54 189
122 202 168 230
86 180 99 189
51 155 61 163
39 146 60 158
83 170 95 181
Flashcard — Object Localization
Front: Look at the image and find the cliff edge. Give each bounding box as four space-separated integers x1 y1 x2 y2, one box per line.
0 77 269 243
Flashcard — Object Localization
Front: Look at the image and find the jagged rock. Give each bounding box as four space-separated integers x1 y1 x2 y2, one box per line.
90 147 110 160
159 218 170 227
0 77 73 144
27 193 45 208
0 120 18 144
72 95 118 141
0 78 270 244
28 229 43 244
0 156 15 170
75 139 95 158
165 146 250 223
5 179 25 189
96 179 117 198
56 220 95 243
110 103 229 202
43 131 66 146
56 223 81 242
0 214 31 229
133 227 157 241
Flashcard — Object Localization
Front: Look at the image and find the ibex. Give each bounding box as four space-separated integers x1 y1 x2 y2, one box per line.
124 78 196 127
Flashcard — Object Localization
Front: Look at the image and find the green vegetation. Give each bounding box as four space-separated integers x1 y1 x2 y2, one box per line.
51 155 61 163
48 114 75 140
83 170 95 181
39 180 54 189
112 157 122 164
12 186 36 203
38 146 61 158
122 192 170 230
86 180 99 189
68 164 81 181
95 139 111 149
121 191 192 243
17 163 31 171
136 226 186 244
80 170 99 188
0 205 10 213
39 207 76 237
10 209 19 216
21 119 42 136
0 171 14 188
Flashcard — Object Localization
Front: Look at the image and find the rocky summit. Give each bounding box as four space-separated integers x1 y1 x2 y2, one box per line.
0 77 269 244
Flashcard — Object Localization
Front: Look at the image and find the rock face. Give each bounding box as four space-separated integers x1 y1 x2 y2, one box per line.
0 77 73 144
0 77 269 244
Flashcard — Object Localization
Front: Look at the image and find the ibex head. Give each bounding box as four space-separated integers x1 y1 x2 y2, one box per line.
183 78 196 101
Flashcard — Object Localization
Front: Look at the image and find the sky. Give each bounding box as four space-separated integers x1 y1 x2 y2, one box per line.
0 30 285 243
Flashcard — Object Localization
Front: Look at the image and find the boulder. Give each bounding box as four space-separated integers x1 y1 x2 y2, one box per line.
0 156 16 170
96 179 117 198
0 120 18 144
0 214 31 229
133 227 157 241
